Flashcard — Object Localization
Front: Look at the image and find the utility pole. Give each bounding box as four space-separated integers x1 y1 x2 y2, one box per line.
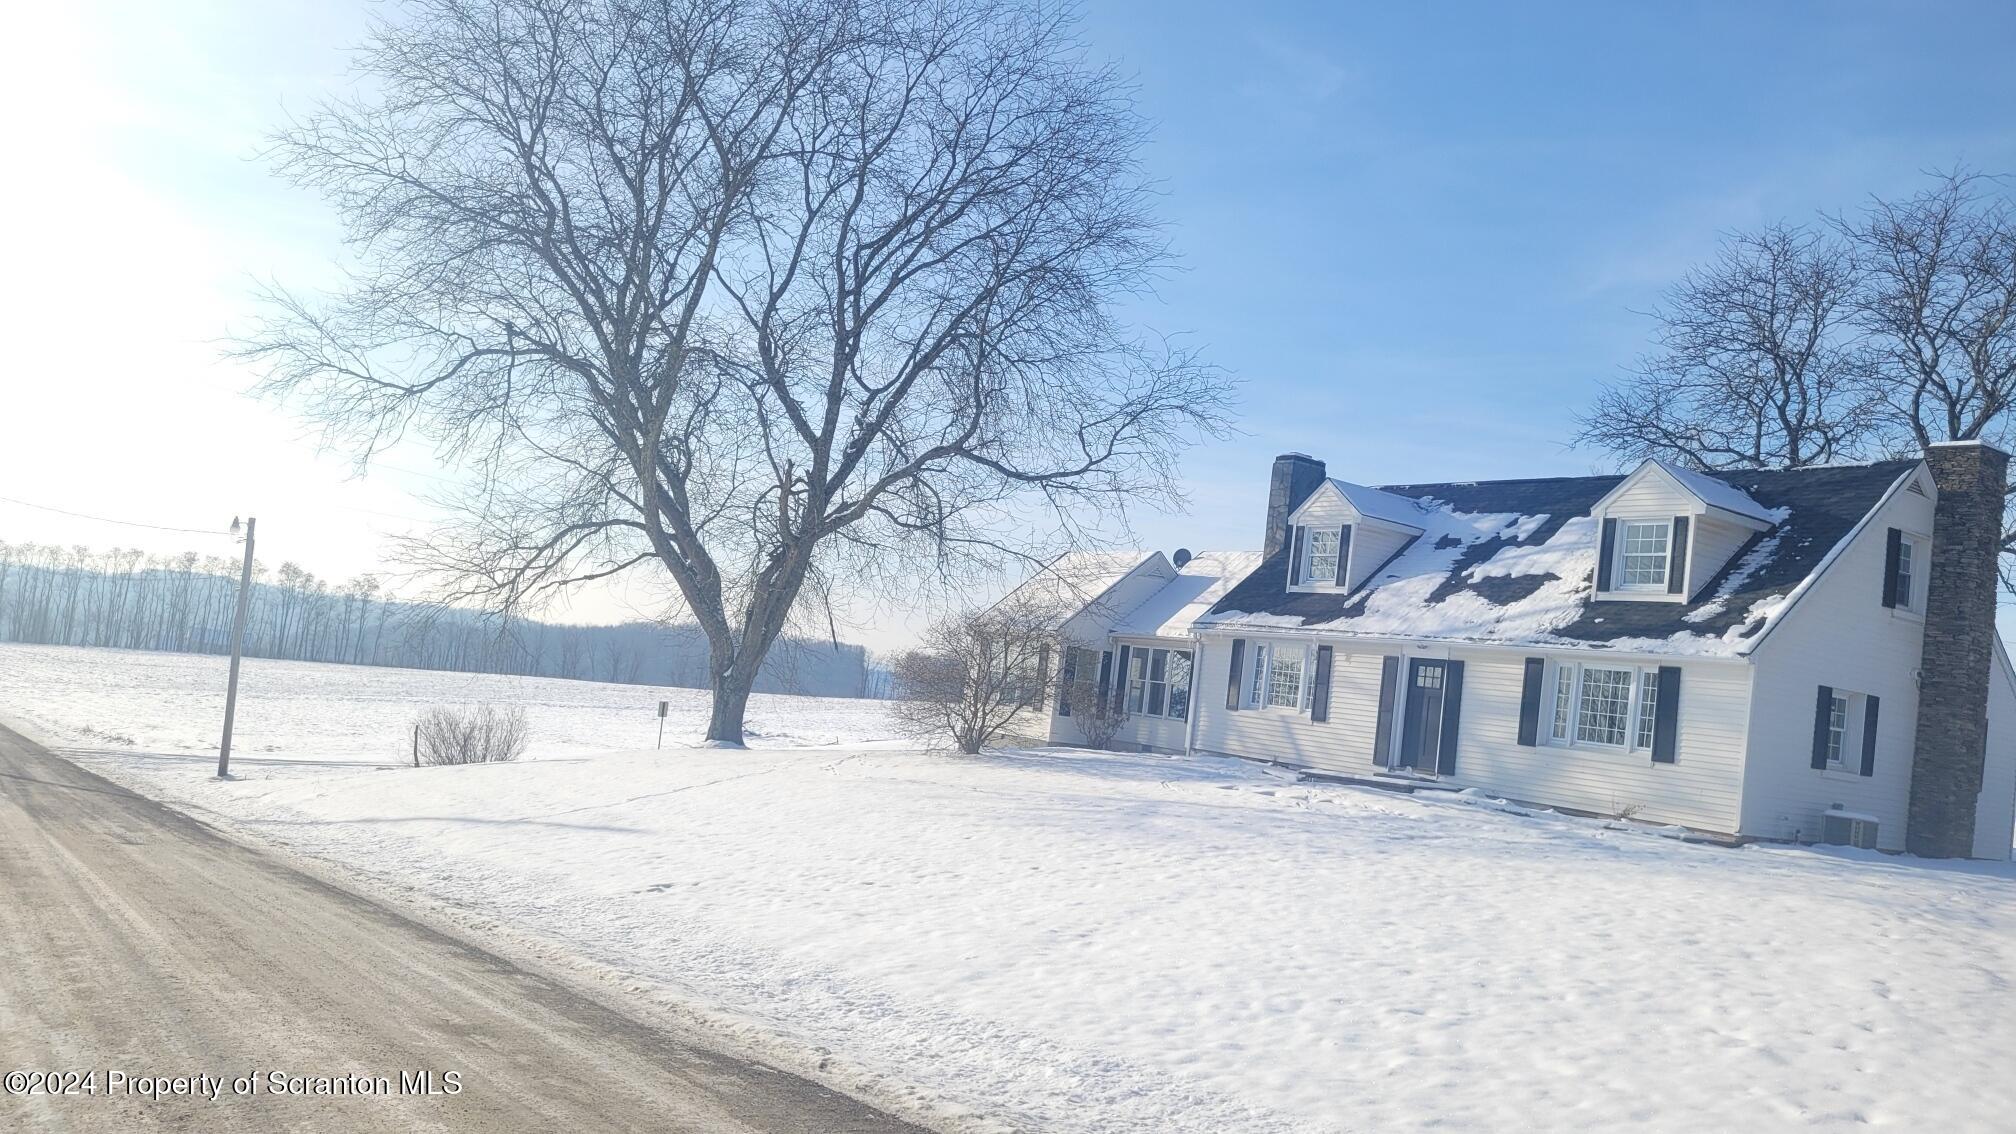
217 516 256 778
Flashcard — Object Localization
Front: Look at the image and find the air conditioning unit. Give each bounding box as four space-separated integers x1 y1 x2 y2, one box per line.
1822 806 1879 850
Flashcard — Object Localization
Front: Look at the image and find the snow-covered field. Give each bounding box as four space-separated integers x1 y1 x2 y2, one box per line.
4 643 2015 1133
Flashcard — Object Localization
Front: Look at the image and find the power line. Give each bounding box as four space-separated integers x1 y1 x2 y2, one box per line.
0 494 229 537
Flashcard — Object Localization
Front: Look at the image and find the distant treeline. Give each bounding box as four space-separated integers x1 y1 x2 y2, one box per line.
0 541 871 697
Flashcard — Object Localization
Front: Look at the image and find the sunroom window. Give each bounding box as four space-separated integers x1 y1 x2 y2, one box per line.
1617 520 1671 589
1125 647 1193 720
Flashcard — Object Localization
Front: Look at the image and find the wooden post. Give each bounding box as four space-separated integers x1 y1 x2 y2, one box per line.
412 723 420 768
657 700 668 750
217 517 256 779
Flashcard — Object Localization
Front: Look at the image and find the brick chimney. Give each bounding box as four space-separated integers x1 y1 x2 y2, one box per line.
1265 453 1327 559
1907 440 2010 858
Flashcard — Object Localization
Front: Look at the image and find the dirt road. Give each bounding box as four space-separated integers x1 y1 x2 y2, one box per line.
0 725 929 1133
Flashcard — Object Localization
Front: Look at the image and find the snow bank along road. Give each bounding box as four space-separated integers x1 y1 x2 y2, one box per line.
0 725 924 1133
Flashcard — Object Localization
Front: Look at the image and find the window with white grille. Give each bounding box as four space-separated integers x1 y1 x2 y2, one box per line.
1306 528 1340 584
1617 520 1671 588
1267 649 1304 709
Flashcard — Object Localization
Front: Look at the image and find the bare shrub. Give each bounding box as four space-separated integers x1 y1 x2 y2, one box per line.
891 596 1059 755
1062 668 1130 750
413 704 529 766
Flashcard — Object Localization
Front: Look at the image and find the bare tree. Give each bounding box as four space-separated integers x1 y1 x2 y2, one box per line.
889 595 1054 754
1841 171 2016 449
237 0 1229 745
1577 223 1875 470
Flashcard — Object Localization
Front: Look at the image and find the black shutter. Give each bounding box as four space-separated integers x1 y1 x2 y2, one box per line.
1035 646 1051 710
1058 648 1078 717
1113 645 1133 712
1516 657 1545 746
1882 528 1902 608
1372 656 1400 768
1311 645 1334 722
1651 665 1681 763
1667 516 1690 596
1096 650 1113 713
1597 518 1618 591
1436 660 1465 775
1860 695 1880 777
1810 685 1833 770
1225 639 1246 711
1337 524 1353 587
1288 526 1305 585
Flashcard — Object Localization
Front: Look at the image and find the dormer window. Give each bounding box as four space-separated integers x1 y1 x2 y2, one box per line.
1616 520 1672 590
1589 459 1776 603
1306 528 1340 584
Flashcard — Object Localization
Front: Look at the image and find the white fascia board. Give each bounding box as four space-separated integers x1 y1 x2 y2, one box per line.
1287 481 1426 535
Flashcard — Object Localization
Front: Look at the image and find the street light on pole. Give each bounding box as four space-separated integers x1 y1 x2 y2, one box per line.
217 516 256 779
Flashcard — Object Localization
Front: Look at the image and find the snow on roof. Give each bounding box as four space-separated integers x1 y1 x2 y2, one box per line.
1321 479 1431 530
1201 460 1919 658
995 550 1154 628
1649 459 1781 524
1110 551 1264 639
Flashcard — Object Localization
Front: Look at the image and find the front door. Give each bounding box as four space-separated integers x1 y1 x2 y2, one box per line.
1396 659 1446 772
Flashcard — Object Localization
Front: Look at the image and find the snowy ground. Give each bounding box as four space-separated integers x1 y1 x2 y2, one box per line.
4 643 2015 1132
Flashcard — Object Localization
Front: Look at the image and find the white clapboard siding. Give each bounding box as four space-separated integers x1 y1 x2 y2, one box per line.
1738 466 1928 851
1976 646 2016 860
1191 636 1381 775
1193 633 1751 831
1442 648 1751 833
1113 710 1190 753
1685 514 1753 597
1345 526 1416 591
1600 473 1698 517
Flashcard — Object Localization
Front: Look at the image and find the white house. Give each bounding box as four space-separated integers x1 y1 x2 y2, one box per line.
1002 548 1259 755
1021 446 2016 860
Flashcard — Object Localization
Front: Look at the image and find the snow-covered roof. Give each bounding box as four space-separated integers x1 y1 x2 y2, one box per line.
1110 551 1264 639
1200 460 1920 658
1648 459 1781 524
1318 479 1431 531
995 550 1156 629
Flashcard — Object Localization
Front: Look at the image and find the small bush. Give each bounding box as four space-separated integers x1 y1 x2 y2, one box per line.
413 703 529 766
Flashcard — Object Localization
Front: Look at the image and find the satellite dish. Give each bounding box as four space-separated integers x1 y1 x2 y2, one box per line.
1172 548 1193 568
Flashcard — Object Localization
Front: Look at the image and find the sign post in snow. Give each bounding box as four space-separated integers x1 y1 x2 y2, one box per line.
657 700 668 750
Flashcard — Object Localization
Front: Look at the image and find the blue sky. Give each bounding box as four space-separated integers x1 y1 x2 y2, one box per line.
1 1 2012 647
1078 0 2016 558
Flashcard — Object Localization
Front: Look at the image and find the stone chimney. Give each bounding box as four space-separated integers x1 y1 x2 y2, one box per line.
1264 453 1327 559
1907 440 2010 858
